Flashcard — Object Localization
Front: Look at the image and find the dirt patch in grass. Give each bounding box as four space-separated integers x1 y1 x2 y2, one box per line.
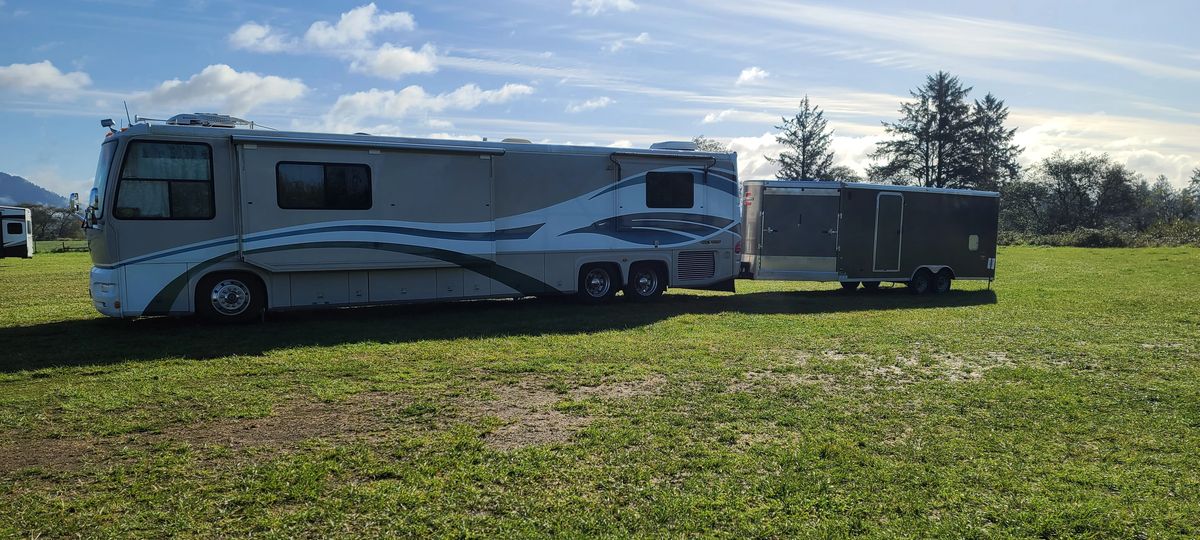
157 391 408 451
0 392 414 476
726 370 836 393
469 381 587 451
571 374 665 399
868 351 1016 386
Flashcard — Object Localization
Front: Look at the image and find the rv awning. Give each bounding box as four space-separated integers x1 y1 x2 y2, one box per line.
231 134 507 156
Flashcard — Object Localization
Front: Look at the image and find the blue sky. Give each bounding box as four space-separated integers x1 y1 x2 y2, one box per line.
1 0 1198 199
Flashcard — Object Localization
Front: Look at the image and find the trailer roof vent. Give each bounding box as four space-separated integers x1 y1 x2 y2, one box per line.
501 138 531 143
649 141 697 151
166 113 253 128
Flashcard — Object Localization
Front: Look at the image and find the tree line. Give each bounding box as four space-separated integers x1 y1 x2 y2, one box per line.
12 204 85 241
700 71 1200 237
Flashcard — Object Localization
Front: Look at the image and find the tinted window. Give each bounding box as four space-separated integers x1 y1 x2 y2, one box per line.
6 222 20 235
277 162 371 210
646 172 694 208
114 142 214 219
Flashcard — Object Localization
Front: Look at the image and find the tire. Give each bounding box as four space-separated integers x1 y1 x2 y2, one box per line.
861 281 881 292
839 281 860 291
932 270 952 294
624 263 666 301
907 269 934 295
195 272 266 323
577 264 618 303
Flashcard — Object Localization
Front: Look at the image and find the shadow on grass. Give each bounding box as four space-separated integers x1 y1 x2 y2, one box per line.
0 286 996 372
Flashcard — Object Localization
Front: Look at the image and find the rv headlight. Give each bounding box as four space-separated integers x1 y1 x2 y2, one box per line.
97 283 115 294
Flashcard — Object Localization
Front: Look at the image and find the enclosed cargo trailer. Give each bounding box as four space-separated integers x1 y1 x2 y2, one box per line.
740 180 998 293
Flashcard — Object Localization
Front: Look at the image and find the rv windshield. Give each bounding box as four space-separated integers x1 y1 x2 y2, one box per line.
92 140 118 217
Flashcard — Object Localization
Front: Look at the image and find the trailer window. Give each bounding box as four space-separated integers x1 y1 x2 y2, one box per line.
646 172 694 208
114 141 214 219
277 162 371 210
6 222 21 235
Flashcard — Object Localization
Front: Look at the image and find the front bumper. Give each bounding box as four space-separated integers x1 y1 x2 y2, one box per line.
90 266 123 317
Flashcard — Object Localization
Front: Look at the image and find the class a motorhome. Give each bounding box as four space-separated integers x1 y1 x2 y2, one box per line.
1 206 34 259
75 114 741 321
739 180 999 293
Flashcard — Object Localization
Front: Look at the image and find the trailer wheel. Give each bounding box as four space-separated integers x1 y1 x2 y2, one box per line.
196 272 266 323
625 263 666 301
932 270 953 294
577 264 618 303
861 281 880 292
839 281 860 291
907 269 933 295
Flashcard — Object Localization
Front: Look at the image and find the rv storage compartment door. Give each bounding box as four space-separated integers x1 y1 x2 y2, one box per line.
756 186 840 280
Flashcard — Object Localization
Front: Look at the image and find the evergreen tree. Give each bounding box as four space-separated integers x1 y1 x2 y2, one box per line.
869 71 974 188
769 95 835 180
967 93 1023 190
691 135 729 153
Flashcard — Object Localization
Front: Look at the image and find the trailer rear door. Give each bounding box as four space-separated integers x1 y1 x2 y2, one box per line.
756 185 840 280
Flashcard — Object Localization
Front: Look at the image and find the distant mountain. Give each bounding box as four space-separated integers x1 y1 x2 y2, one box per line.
0 172 67 207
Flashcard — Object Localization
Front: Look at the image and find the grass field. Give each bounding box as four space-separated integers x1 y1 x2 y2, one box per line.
1 248 1198 537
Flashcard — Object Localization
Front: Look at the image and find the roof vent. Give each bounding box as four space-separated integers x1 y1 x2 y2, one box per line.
649 141 697 151
166 113 252 128
501 138 531 144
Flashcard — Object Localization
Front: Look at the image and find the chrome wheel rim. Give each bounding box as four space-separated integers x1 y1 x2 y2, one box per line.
584 269 611 297
211 279 251 316
633 270 658 296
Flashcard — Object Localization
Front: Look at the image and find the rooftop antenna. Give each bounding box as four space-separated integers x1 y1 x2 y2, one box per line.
122 101 133 127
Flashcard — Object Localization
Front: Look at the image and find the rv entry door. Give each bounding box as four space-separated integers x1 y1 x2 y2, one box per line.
757 186 840 280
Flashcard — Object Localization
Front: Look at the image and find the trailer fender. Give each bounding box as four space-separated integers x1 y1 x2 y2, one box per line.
911 265 954 281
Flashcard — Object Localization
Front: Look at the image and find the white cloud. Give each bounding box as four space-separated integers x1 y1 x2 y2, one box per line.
326 83 535 128
607 32 650 53
566 96 614 113
735 66 769 85
572 0 638 16
702 109 737 124
0 60 91 95
350 43 438 79
304 3 415 50
609 139 634 148
696 0 1200 80
137 64 307 116
228 22 294 52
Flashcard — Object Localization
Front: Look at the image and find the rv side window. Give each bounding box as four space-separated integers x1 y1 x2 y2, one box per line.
645 172 694 208
277 162 371 210
7 222 21 235
114 141 214 220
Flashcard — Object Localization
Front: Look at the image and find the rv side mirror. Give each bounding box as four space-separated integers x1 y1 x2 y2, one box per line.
69 192 80 212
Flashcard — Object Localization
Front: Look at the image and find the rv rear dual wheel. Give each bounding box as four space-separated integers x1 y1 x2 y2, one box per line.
625 263 666 301
861 281 881 292
840 281 860 291
196 272 265 323
577 264 618 303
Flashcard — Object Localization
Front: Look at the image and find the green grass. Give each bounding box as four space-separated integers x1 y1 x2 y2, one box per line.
33 239 88 254
1 248 1198 537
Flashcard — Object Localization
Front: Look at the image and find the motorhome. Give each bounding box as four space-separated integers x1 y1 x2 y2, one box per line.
1 206 33 259
76 114 740 321
740 180 999 293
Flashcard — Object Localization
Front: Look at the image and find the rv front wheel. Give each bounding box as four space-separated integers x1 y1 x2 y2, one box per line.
196 272 265 323
840 281 860 291
578 265 617 303
861 281 881 292
625 263 666 301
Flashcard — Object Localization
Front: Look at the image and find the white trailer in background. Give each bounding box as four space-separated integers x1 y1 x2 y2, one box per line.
1 206 34 259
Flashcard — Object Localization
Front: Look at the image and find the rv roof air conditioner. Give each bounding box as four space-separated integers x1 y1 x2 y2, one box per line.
649 141 697 151
501 138 532 144
166 113 251 128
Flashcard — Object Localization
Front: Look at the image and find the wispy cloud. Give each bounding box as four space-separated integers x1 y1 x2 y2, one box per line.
571 0 637 16
735 67 769 85
606 32 650 53
566 96 614 113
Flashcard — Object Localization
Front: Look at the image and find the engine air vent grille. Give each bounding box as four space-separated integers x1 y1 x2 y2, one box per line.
677 250 716 281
